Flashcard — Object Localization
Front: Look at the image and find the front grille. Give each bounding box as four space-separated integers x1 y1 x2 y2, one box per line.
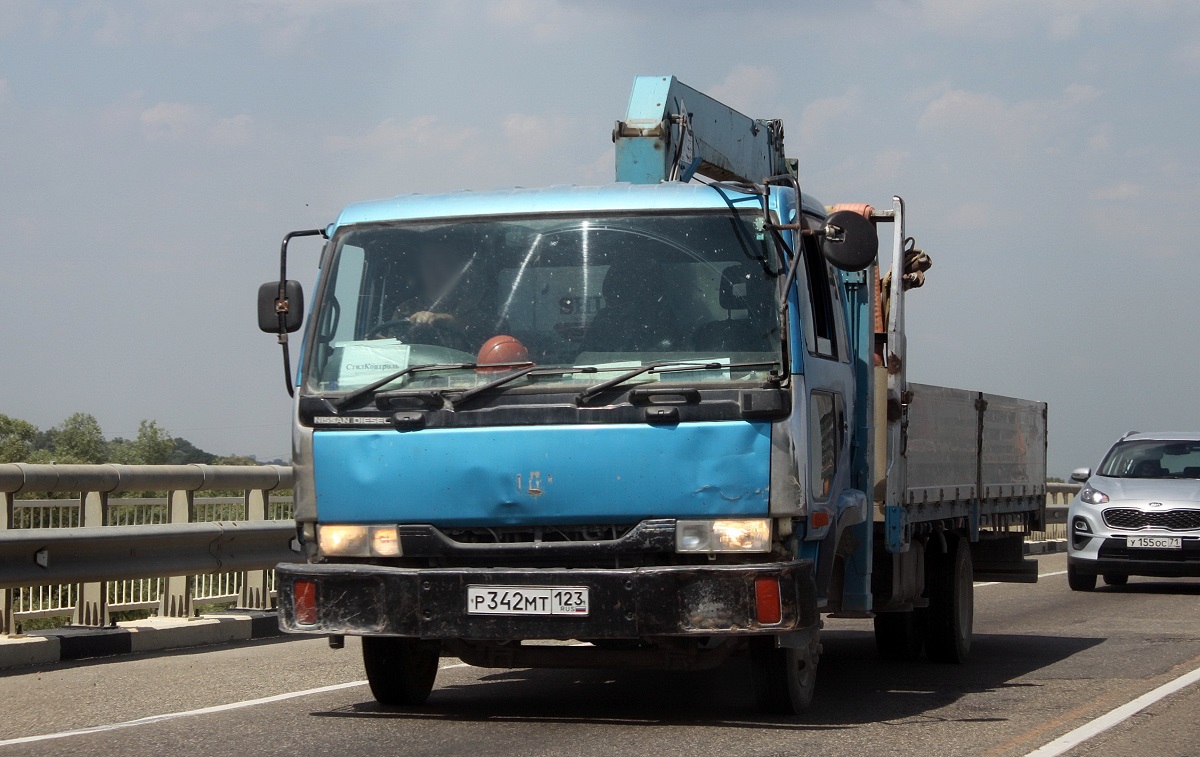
440 524 638 545
1102 508 1200 531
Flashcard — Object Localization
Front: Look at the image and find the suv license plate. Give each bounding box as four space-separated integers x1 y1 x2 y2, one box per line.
466 586 589 616
1127 536 1182 549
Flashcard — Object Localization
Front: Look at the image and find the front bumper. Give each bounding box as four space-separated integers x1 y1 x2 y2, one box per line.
277 559 817 639
1068 503 1200 576
1069 540 1200 577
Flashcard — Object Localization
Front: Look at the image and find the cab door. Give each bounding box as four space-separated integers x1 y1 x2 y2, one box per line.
794 220 856 602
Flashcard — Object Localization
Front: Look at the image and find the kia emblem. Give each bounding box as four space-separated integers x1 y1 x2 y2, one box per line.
1148 501 1163 508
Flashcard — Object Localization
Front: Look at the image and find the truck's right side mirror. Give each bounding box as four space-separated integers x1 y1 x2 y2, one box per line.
258 280 305 334
1070 467 1091 483
820 210 878 272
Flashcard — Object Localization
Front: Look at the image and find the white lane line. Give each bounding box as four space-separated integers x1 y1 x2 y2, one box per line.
0 660 477 749
0 680 368 748
975 569 1068 589
1024 662 1200 757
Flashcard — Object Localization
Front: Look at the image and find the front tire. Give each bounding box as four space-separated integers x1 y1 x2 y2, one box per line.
922 534 973 664
362 637 441 707
1068 563 1097 592
1102 572 1128 586
751 632 820 715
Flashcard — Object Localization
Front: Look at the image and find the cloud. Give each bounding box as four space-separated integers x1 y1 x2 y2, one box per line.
706 65 782 115
209 114 255 147
138 100 256 146
474 0 594 40
325 116 479 161
918 84 1101 153
139 101 204 141
796 88 863 149
1089 181 1143 201
906 0 1191 39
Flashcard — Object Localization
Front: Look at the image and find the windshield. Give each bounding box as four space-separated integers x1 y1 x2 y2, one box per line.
304 211 782 395
1097 440 1200 479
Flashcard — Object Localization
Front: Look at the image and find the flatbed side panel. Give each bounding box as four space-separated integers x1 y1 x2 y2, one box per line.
979 391 1048 502
905 383 979 507
903 384 1046 521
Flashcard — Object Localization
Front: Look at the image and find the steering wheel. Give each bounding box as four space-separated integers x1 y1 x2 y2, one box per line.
367 318 474 353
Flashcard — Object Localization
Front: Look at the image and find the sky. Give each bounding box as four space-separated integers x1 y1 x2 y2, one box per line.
0 0 1197 474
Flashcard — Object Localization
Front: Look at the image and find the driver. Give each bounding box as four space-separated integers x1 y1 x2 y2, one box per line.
388 237 498 346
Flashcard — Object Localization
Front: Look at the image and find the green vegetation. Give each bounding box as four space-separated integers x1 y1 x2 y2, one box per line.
0 412 280 467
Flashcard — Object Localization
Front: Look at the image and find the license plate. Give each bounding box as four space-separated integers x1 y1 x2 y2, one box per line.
1127 536 1182 549
466 585 590 616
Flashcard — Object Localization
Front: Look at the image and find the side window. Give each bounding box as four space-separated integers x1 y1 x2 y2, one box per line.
808 391 844 501
800 233 838 359
324 244 365 343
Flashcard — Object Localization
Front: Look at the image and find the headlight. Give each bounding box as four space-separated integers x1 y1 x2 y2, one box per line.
1079 485 1109 505
676 519 772 553
317 525 401 557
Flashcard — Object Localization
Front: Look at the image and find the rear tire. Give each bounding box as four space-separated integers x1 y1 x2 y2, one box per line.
1102 573 1128 586
874 610 925 662
1068 563 1097 592
922 535 973 664
362 637 441 707
751 632 820 715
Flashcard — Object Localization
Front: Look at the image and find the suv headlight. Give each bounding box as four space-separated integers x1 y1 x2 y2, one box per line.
317 525 401 557
676 519 771 553
1079 485 1109 505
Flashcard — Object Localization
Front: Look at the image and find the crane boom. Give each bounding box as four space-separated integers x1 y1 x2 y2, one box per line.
613 75 795 185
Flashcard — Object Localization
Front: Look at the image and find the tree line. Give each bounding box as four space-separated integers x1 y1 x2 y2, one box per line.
0 412 265 466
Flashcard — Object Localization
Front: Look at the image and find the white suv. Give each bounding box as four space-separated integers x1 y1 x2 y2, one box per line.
1067 432 1200 591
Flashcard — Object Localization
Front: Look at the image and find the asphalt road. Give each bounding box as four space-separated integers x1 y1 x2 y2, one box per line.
3 552 1200 757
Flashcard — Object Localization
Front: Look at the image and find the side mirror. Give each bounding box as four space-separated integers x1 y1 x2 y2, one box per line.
1070 467 1091 483
820 210 878 272
258 280 304 334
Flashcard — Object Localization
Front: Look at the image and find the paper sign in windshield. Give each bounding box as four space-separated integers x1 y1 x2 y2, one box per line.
333 340 411 388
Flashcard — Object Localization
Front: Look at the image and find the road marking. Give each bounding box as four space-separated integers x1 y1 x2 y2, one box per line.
0 680 368 748
975 569 1067 589
1024 661 1200 757
0 660 476 749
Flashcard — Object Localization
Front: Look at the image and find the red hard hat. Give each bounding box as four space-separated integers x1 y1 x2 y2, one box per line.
476 335 530 371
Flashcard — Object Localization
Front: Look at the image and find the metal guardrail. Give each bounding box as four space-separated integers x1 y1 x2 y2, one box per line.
1037 482 1079 541
1 465 1081 636
1 464 295 635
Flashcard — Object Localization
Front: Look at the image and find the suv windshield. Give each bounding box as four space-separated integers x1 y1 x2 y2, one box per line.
304 211 782 395
1098 440 1200 479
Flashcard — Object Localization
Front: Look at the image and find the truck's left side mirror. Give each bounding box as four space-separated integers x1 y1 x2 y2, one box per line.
258 280 305 334
1070 467 1091 483
820 210 878 272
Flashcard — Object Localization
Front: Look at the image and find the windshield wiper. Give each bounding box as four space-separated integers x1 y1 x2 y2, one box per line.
449 365 599 409
575 360 781 404
334 362 532 410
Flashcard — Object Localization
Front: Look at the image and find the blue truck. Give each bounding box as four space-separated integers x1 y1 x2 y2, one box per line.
257 76 1048 714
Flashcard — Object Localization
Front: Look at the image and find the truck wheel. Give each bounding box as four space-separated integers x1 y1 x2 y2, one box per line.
362 637 441 707
1067 563 1097 592
922 535 973 664
874 610 925 662
1102 573 1128 586
750 633 819 715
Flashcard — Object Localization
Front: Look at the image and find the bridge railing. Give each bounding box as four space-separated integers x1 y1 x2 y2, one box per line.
0 464 296 636
1036 483 1080 541
2 465 1081 637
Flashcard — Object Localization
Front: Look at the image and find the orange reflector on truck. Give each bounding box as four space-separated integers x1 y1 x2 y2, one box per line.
811 511 830 529
294 579 318 625
754 577 782 625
